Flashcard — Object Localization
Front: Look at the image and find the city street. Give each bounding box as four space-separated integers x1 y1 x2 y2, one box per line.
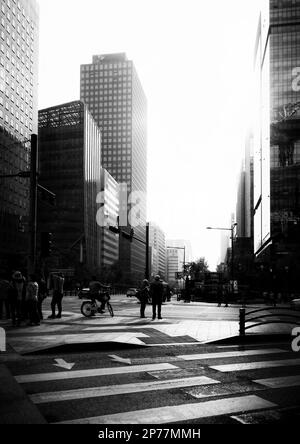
1 295 299 424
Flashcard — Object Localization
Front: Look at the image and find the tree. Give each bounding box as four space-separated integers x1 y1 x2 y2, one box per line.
186 257 209 279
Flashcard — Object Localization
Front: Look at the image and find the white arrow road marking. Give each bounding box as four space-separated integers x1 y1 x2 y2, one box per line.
109 355 132 365
54 359 75 370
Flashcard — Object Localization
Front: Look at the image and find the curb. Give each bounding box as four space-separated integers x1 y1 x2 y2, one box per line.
208 333 291 345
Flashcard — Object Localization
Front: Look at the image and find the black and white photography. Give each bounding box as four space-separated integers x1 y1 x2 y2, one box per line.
1 0 300 432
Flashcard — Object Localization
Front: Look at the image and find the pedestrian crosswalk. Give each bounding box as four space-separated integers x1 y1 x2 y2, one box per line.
12 346 300 424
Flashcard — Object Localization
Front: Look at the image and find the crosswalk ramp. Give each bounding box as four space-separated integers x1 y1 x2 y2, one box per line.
13 346 300 424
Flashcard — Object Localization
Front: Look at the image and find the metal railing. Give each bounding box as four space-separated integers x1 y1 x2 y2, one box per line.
239 306 300 336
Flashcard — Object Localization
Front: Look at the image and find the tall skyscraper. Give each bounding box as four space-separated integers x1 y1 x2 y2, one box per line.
38 101 102 276
0 0 39 272
80 53 147 284
253 0 300 289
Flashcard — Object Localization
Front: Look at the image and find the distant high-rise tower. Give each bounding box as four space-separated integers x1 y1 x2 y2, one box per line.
0 0 39 272
80 53 147 283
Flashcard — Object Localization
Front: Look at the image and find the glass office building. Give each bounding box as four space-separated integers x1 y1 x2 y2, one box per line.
38 101 102 274
100 168 119 268
0 0 39 272
80 53 147 284
254 0 300 289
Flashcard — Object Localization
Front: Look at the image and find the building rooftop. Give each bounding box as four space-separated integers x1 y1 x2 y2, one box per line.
38 101 84 128
92 53 128 64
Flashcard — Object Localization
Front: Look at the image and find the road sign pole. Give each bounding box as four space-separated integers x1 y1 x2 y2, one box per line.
28 134 38 274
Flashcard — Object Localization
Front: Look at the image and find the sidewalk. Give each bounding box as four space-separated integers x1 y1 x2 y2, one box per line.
0 296 295 355
0 361 46 424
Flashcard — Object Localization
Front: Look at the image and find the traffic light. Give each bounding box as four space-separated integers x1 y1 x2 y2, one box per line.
122 228 134 242
41 232 53 257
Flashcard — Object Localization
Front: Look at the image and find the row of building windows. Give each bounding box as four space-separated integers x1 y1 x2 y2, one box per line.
0 110 31 135
1 0 35 29
82 94 132 103
0 46 34 78
0 53 33 101
81 63 131 71
1 24 34 53
1 11 34 41
81 70 131 78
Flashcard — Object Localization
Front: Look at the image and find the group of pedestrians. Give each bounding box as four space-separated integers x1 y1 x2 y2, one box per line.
0 270 64 327
137 275 164 320
0 271 46 326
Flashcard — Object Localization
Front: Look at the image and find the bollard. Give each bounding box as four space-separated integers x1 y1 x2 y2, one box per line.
239 308 246 336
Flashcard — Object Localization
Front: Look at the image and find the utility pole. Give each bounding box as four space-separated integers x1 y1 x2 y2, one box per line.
145 222 149 280
28 134 38 274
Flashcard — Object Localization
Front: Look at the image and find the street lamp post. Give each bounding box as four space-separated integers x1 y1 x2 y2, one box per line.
206 223 237 293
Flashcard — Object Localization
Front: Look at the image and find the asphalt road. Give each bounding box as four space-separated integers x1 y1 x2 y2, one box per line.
5 339 300 424
2 295 300 424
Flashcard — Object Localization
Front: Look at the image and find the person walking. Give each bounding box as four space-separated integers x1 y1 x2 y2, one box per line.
0 273 10 319
139 279 150 318
26 274 40 326
150 275 164 320
48 272 65 319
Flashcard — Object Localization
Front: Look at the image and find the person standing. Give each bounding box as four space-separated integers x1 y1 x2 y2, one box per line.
26 275 40 326
37 278 48 320
150 275 164 320
9 271 26 326
0 273 10 319
48 273 65 319
223 283 229 307
139 279 150 318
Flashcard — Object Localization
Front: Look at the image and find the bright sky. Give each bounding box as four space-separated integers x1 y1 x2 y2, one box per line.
38 0 261 271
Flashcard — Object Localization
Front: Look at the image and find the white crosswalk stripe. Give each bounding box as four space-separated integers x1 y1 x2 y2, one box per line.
54 395 276 424
30 376 220 404
210 358 300 372
177 348 286 361
15 363 178 384
254 375 300 388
